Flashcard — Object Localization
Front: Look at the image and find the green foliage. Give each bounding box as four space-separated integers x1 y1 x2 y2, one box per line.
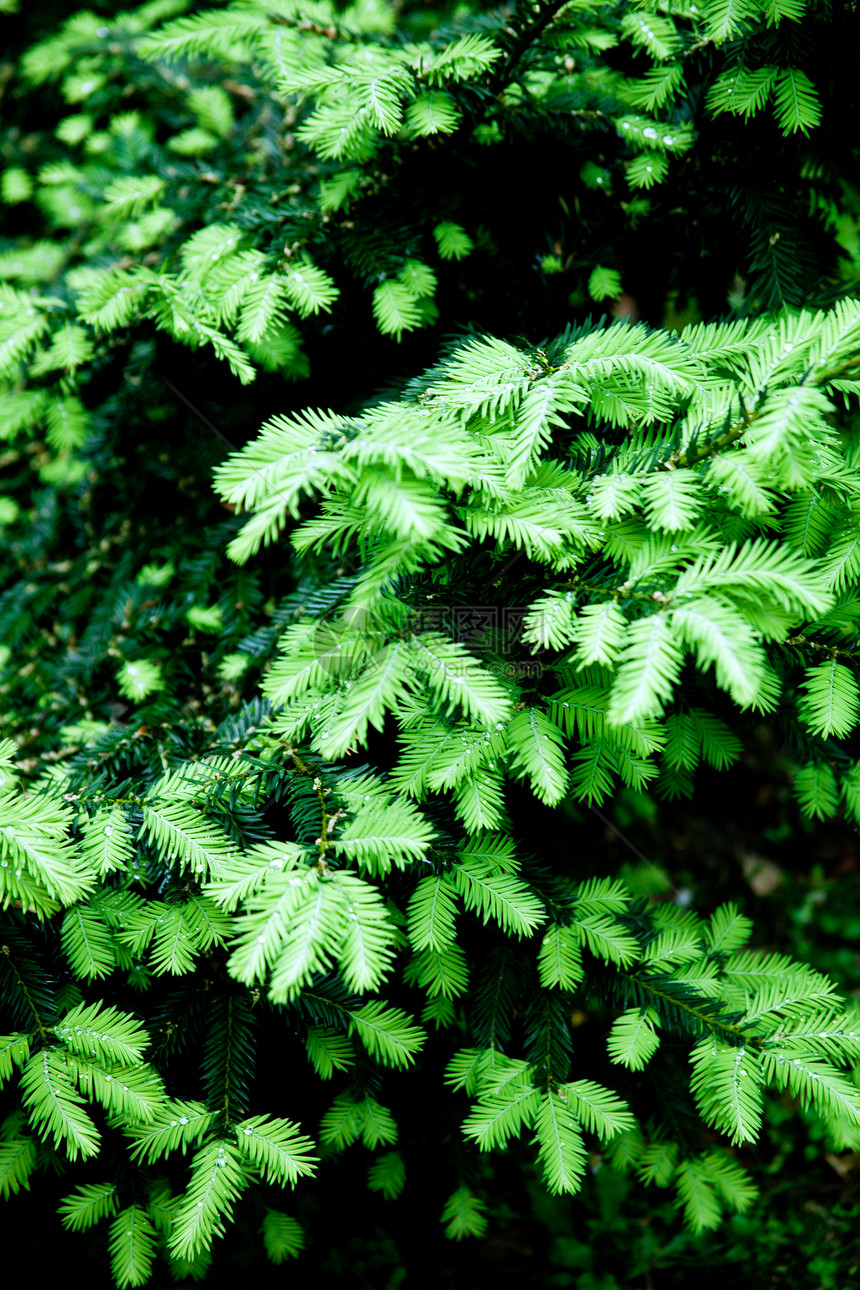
607 1008 662 1071
168 1141 246 1262
97 300 860 1273
261 1209 304 1263
59 1181 119 1231
441 1185 488 1240
367 1150 406 1200
2 0 860 1283
109 1206 158 1289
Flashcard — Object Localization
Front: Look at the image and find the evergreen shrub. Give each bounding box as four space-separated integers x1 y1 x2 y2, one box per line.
1 0 860 1284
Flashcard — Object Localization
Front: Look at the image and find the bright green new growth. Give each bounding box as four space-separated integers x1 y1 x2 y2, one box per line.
4 300 860 1273
2 0 860 1282
219 304 860 818
2 0 837 503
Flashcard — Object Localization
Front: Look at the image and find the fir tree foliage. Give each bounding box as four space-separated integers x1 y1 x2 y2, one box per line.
95 302 860 1259
9 280 860 1260
2 0 855 507
2 0 860 1282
